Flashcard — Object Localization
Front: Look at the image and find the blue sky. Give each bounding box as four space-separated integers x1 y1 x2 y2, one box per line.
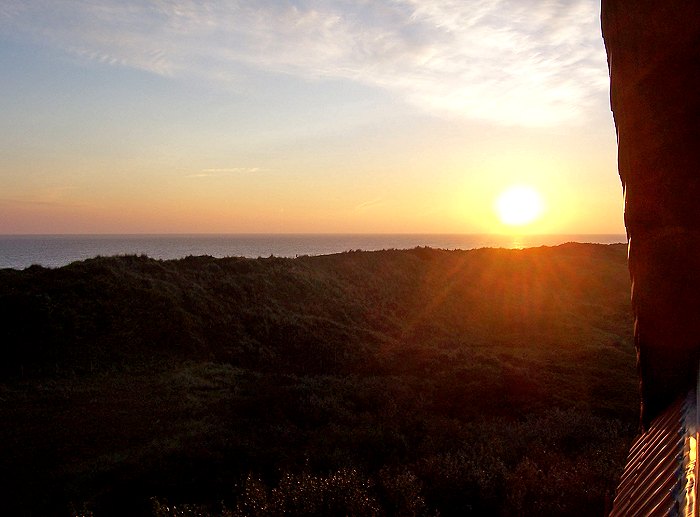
0 0 623 234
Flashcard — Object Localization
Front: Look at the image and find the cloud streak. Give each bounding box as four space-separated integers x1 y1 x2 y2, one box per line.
187 167 263 178
354 198 385 212
0 186 82 208
0 0 608 126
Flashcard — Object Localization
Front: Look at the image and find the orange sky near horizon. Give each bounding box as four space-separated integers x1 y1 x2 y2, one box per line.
0 1 625 236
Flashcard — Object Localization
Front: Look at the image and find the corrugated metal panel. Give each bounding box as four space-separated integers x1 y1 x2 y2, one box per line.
610 388 698 517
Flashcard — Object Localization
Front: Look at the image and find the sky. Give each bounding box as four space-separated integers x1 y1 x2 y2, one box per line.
0 0 624 235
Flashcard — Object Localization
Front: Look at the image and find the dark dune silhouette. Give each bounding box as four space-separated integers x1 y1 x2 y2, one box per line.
0 244 636 515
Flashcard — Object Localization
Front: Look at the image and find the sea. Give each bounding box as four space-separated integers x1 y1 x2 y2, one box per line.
0 234 627 270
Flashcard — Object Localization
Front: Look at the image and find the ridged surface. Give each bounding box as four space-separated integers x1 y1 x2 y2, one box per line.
610 391 697 517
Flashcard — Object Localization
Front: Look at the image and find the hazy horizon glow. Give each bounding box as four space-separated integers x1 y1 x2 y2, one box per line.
0 0 624 235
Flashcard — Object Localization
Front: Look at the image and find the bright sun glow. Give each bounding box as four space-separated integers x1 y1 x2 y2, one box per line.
495 185 544 226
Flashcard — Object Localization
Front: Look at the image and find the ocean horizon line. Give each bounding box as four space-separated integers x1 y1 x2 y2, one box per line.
0 233 627 270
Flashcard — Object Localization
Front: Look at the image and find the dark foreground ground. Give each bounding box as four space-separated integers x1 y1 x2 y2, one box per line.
0 243 637 516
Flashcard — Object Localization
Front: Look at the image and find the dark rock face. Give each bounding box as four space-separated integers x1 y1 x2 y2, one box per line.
602 1 700 425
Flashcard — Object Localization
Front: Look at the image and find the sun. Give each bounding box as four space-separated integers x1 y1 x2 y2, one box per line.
495 185 544 227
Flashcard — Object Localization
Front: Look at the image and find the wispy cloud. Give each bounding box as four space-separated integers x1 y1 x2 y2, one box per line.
0 186 82 207
354 198 385 211
0 0 607 126
187 167 263 178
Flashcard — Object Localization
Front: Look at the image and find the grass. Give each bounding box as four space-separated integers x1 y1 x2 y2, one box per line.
0 243 636 515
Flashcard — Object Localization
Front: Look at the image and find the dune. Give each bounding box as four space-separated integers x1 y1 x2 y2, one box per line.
0 243 637 516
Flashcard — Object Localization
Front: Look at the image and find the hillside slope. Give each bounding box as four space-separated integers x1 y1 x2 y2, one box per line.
0 243 637 515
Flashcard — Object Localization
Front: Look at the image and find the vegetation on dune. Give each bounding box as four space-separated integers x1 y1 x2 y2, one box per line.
0 243 637 516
